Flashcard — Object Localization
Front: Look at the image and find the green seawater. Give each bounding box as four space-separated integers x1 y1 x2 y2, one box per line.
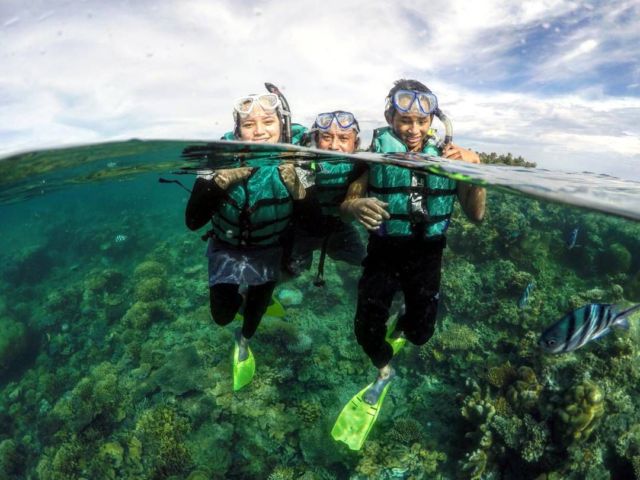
1 141 640 480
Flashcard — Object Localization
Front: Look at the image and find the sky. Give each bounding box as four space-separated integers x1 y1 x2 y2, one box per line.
1 0 639 179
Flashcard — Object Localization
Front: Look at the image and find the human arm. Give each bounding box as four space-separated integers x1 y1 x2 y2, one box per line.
339 170 390 230
278 163 306 200
185 176 225 231
442 144 486 223
184 167 254 231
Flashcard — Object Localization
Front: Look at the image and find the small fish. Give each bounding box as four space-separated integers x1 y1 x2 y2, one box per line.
539 303 640 354
518 281 535 309
115 234 128 243
107 161 117 168
566 227 579 249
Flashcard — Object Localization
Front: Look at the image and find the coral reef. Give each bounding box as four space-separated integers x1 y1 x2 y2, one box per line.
2 157 640 480
555 380 605 443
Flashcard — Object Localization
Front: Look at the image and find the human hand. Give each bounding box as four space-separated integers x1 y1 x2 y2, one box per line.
214 167 253 189
279 163 306 200
345 197 390 230
442 144 480 164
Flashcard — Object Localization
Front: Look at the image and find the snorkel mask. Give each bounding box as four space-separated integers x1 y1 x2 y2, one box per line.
312 111 360 133
385 88 453 146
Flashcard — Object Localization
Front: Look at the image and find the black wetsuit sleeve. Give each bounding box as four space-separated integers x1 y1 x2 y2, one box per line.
347 160 369 184
185 177 226 231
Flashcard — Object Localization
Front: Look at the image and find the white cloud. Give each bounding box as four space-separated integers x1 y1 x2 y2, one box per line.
0 0 638 182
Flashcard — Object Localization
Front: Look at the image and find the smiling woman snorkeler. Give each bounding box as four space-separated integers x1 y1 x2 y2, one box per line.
185 86 309 391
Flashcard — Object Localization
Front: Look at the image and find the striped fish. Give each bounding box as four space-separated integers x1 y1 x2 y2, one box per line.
566 227 579 249
539 303 640 354
518 281 535 309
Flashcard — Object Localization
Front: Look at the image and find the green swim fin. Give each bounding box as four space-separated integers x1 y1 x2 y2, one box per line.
331 382 391 450
265 296 286 318
233 343 255 391
386 317 406 356
233 296 286 323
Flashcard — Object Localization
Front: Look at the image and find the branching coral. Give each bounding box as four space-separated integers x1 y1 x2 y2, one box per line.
555 380 604 443
506 366 542 413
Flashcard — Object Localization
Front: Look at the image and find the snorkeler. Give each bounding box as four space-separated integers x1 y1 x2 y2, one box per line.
185 85 308 391
332 79 486 449
285 111 367 285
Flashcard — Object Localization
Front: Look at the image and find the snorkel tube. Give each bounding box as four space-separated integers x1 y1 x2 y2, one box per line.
264 82 292 144
434 108 453 148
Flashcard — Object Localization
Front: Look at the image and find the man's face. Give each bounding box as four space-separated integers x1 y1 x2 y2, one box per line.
316 124 358 153
391 112 432 152
238 105 281 143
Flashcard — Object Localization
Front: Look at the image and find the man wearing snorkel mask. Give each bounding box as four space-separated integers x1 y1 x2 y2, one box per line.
332 79 485 450
185 88 308 392
285 110 367 285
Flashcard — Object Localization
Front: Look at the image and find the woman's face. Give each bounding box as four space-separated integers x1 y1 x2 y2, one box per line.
238 105 281 143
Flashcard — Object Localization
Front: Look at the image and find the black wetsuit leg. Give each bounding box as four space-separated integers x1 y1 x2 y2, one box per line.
327 222 367 266
209 283 243 326
354 238 400 369
396 241 444 345
241 281 277 339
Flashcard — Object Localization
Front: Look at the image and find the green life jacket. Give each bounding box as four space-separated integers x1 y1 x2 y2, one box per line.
210 166 292 247
315 161 355 217
369 127 457 238
211 124 307 247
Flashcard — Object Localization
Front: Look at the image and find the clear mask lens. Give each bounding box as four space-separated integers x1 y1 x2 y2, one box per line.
393 90 438 116
234 94 280 115
314 111 358 132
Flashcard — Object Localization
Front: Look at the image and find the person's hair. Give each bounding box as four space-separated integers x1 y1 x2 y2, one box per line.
387 79 432 98
384 79 434 124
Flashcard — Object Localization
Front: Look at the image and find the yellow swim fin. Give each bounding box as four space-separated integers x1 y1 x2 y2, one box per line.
330 382 391 451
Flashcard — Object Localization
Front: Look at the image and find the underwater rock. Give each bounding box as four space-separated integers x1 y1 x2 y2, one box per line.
555 380 604 443
277 287 303 307
144 345 209 396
